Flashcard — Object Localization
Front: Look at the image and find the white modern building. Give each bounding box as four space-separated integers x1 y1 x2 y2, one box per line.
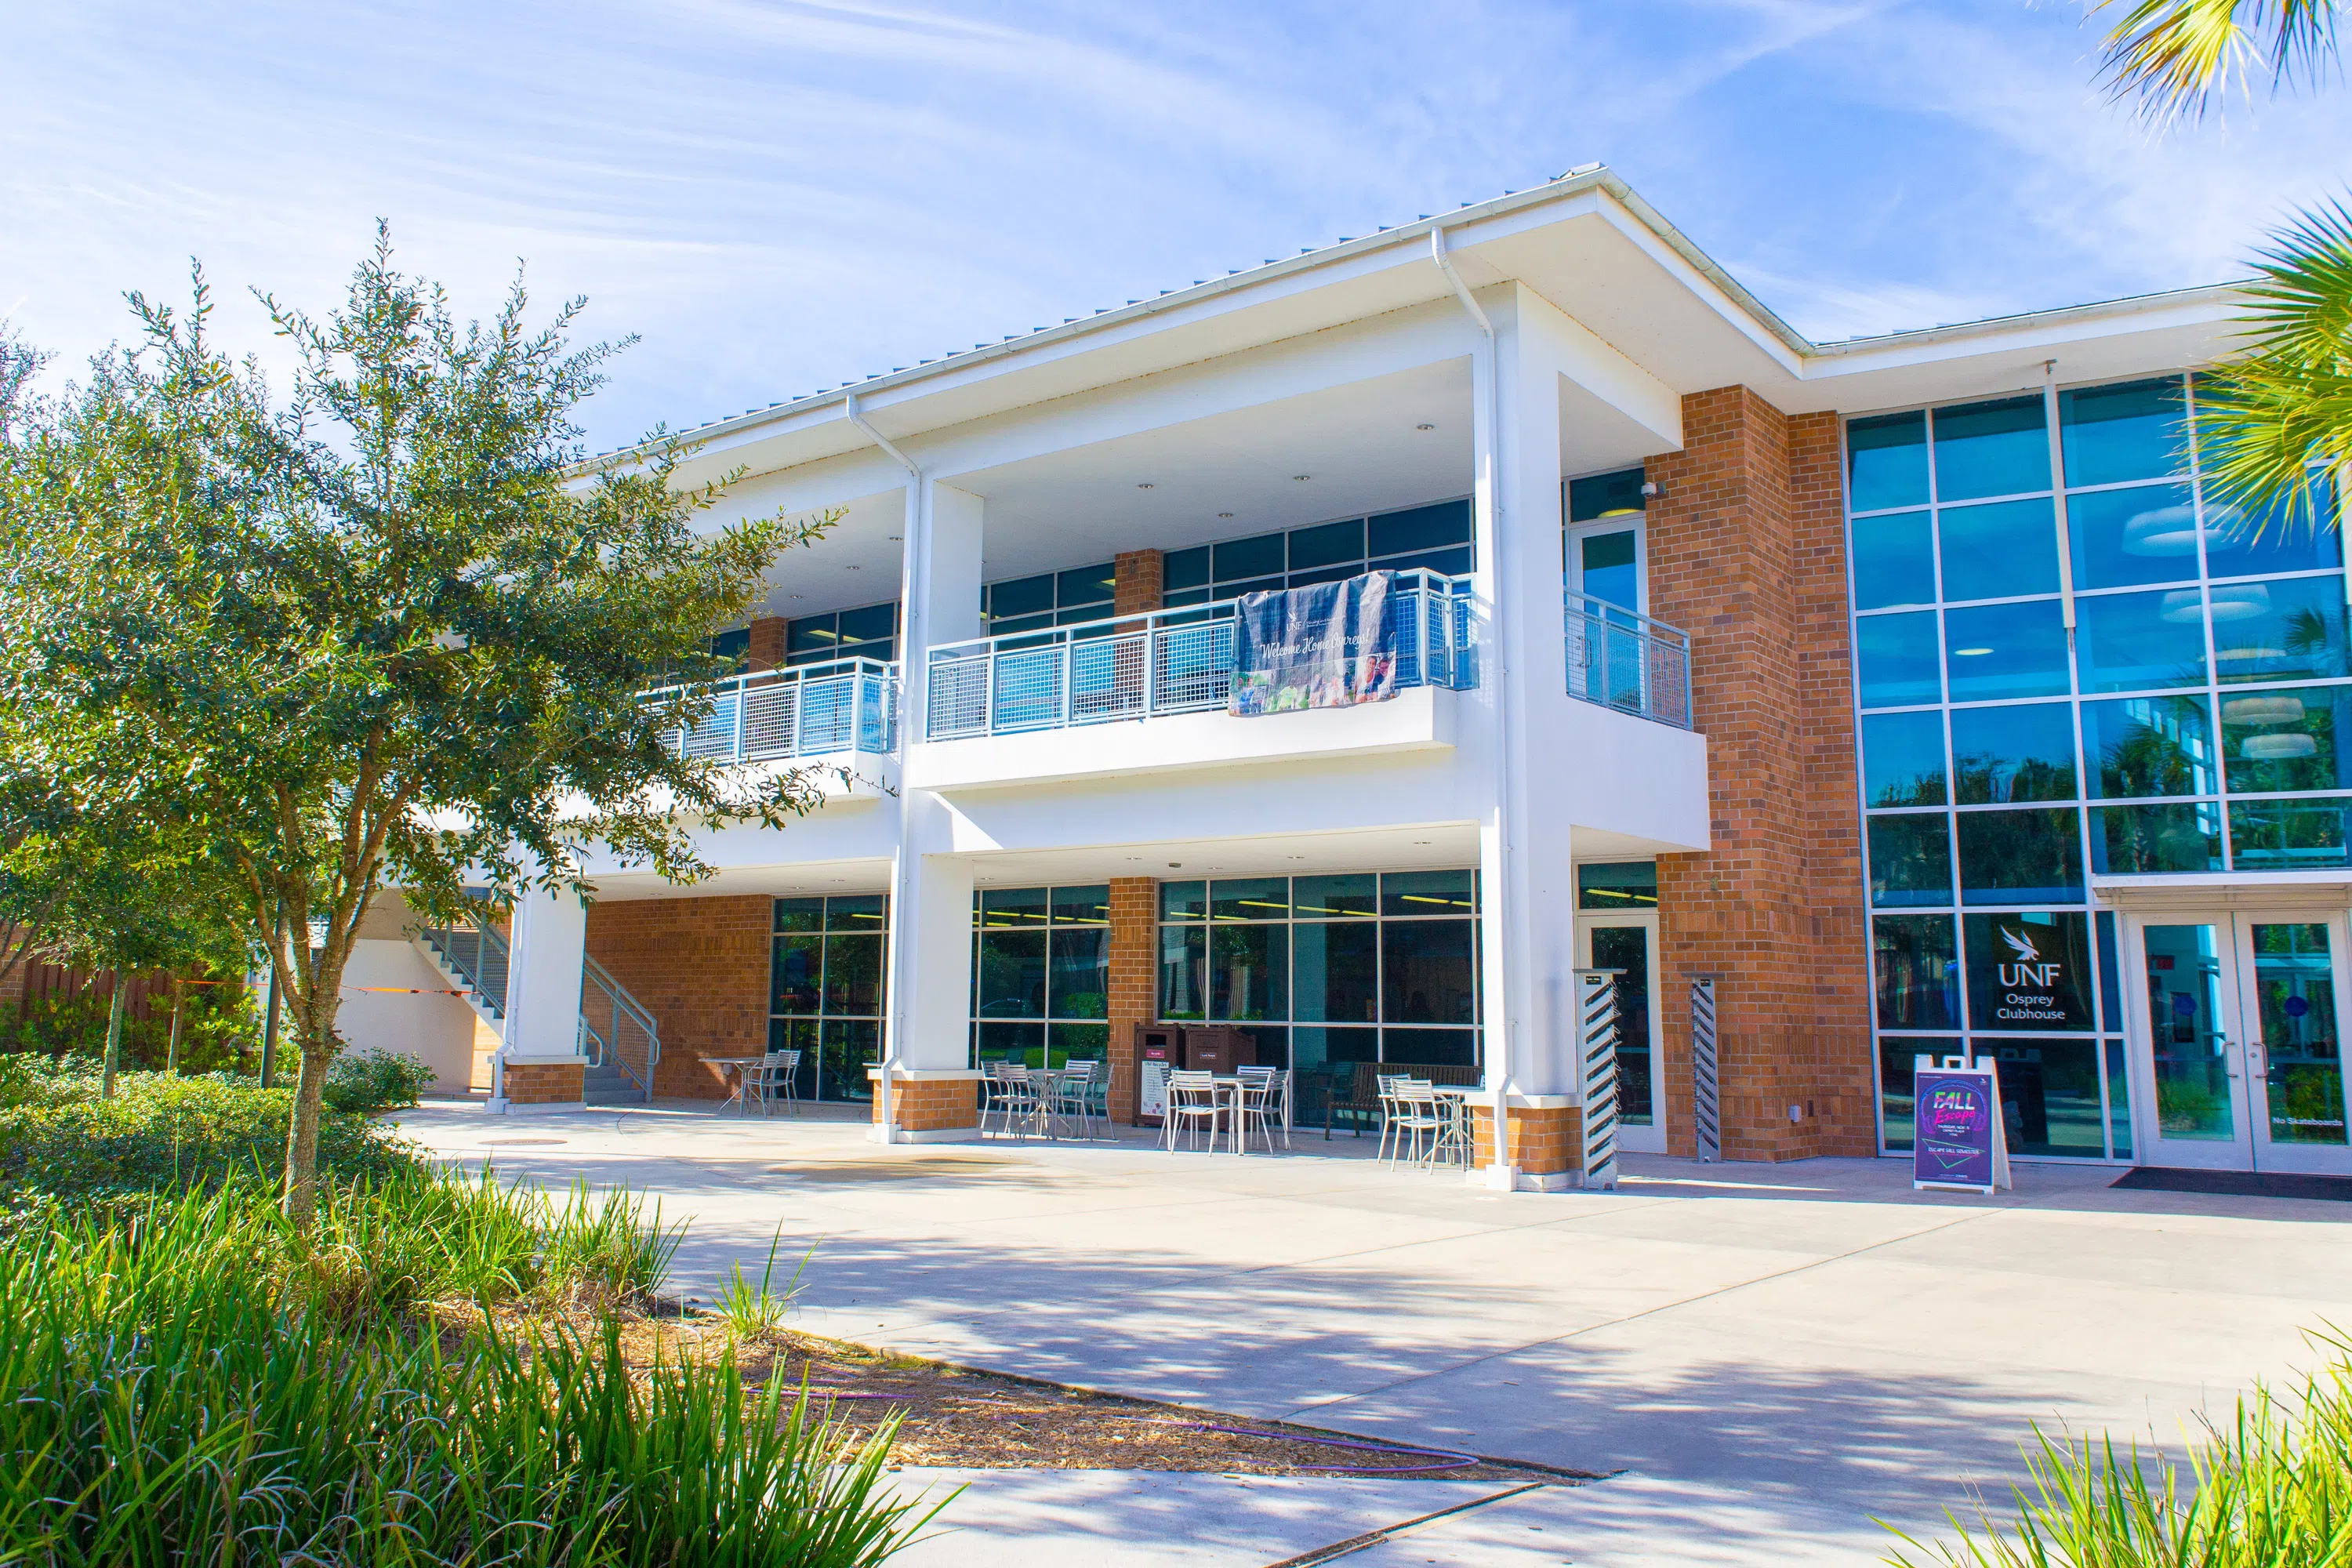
356 164 2349 1183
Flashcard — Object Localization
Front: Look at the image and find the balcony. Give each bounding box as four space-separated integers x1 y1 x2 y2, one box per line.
648 657 899 764
924 570 1474 741
1565 593 1692 730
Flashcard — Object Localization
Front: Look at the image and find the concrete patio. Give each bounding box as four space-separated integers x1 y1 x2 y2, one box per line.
397 1098 2352 1565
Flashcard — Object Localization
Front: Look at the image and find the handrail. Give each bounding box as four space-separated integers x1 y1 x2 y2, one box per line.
643 656 899 764
418 909 510 1018
924 570 1475 741
580 951 660 1102
1564 590 1693 730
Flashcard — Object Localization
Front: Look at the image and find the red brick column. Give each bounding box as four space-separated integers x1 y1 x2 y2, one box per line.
503 1060 585 1105
1470 1105 1583 1179
1113 550 1164 615
1646 387 1873 1161
871 1076 980 1133
1105 877 1158 1123
584 895 772 1099
746 617 789 671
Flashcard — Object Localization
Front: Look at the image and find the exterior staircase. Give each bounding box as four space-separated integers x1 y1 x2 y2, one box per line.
412 902 660 1103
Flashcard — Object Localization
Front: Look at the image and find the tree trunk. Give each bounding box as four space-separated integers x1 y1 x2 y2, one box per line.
165 975 185 1074
100 971 129 1099
279 956 350 1230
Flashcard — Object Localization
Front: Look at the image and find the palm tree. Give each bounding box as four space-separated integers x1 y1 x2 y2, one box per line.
2096 2 2349 535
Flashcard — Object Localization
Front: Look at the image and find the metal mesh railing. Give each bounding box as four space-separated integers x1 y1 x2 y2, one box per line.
580 952 659 1099
925 571 1474 740
417 903 510 1018
1565 592 1693 730
648 658 899 764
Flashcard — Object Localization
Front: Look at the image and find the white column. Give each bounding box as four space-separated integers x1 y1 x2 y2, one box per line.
878 479 985 1140
502 884 588 1061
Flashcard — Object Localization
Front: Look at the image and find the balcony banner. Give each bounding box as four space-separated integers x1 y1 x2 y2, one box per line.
1229 570 1398 716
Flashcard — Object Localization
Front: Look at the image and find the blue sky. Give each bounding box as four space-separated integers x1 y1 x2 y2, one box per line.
6 0 2348 450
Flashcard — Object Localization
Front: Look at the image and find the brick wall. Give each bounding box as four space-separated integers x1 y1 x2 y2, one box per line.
1105 877 1158 1123
1114 550 1164 615
1645 386 1874 1161
1470 1104 1582 1174
505 1059 585 1105
873 1076 979 1132
584 895 771 1099
746 617 789 671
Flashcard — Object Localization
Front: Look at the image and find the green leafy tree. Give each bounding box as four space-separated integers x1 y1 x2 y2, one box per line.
2096 2 2350 530
0 233 831 1225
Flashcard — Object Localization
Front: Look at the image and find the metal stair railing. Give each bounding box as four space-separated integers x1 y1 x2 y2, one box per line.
418 907 510 1019
579 953 660 1102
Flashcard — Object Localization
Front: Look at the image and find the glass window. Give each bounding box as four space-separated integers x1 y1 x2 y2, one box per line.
1051 884 1111 924
1158 924 1207 1018
1864 711 1948 807
1576 862 1659 909
1210 922 1287 1020
989 573 1054 620
2106 1037 2133 1160
1963 911 2094 1031
1868 815 1952 908
976 1020 1044 1068
979 887 1051 927
1851 511 1936 611
828 894 887 931
2229 797 2352 871
1288 517 1365 572
2212 575 2350 685
1879 1036 1963 1152
1047 927 1108 1019
1213 532 1286 583
1381 869 1476 917
2221 685 2352 794
1159 880 1207 921
1857 612 1942 710
1957 808 2084 905
2067 484 2200 590
1293 920 1379 1023
1933 396 2050 502
1057 564 1115 609
1847 411 1929 513
1370 500 1472 557
1578 529 1640 611
1940 498 2060 602
1974 1038 2107 1156
1874 915 1959 1029
1382 1028 1478 1069
1050 1021 1111 1065
2092 800 2223 874
2083 695 2216 798
1569 468 1646 523
1211 877 1290 921
775 896 826 934
1163 546 1210 593
821 1018 880 1102
1382 921 1475 1025
1944 601 2070 702
824 934 884 1014
976 930 1047 1018
2060 376 2187 487
1374 544 1473 578
1951 702 2076 804
837 601 897 645
2075 589 2209 693
2202 474 2342 579
1292 873 1377 917
772 933 823 1014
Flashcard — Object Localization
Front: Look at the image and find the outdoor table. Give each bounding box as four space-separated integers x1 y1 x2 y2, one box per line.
1431 1084 1479 1169
708 1056 767 1116
1208 1075 1254 1156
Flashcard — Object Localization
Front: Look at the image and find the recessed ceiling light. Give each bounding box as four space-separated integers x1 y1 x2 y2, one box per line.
1218 511 1235 518
1292 474 1311 482
845 564 861 570
788 594 804 601
1137 482 1154 489
1167 862 1181 869
1953 646 1994 657
887 534 902 541
1414 840 1432 846
1416 423 1436 431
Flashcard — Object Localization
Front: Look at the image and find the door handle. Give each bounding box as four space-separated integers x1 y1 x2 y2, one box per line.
2220 1040 2240 1079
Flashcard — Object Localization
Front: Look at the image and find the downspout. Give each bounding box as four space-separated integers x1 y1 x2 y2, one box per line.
848 392 922 1145
1432 228 1517 1189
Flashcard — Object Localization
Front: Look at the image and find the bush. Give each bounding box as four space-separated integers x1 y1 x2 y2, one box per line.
0 980 260 1075
322 1045 436 1113
0 1071 410 1205
0 1176 935 1566
1890 1333 2352 1566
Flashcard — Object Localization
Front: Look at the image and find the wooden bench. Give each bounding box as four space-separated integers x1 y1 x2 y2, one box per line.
1320 1059 1482 1138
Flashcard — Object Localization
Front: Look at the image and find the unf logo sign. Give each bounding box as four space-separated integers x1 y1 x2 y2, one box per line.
1996 926 2061 990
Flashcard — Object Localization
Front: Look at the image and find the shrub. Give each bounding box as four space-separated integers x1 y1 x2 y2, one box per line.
0 1071 409 1205
0 981 260 1075
1890 1334 2352 1566
322 1045 437 1113
0 1178 935 1566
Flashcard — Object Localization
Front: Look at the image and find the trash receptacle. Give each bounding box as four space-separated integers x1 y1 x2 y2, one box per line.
1136 1025 1181 1127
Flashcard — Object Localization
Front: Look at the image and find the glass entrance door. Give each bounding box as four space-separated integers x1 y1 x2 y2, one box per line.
1579 915 1663 1153
2131 914 2352 1172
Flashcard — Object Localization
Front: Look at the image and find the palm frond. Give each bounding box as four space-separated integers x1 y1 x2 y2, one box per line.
2097 0 2342 122
2197 198 2352 539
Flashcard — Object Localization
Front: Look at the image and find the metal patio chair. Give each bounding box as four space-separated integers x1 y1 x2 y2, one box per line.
1162 1069 1226 1154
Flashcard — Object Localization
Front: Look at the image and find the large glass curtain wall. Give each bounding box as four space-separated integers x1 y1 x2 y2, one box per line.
1162 501 1473 608
1157 870 1483 1087
1849 374 2345 1158
769 895 889 1102
971 886 1112 1066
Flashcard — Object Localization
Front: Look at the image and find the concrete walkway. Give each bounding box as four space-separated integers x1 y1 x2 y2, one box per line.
401 1102 2352 1564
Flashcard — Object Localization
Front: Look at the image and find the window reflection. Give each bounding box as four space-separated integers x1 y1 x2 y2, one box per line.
1852 510 1936 610
1858 612 1942 709
1933 396 2050 502
1864 710 1948 807
1874 915 1958 1029
2212 576 2350 685
2068 484 2199 591
1940 498 2059 601
2060 377 2187 487
1944 601 2070 702
2082 695 2215 798
1956 808 2084 904
1868 815 1953 907
2228 797 2352 871
2220 685 2352 793
1951 702 2076 804
1849 410 1929 512
2201 475 2342 579
2075 590 2209 693
2091 801 2223 874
